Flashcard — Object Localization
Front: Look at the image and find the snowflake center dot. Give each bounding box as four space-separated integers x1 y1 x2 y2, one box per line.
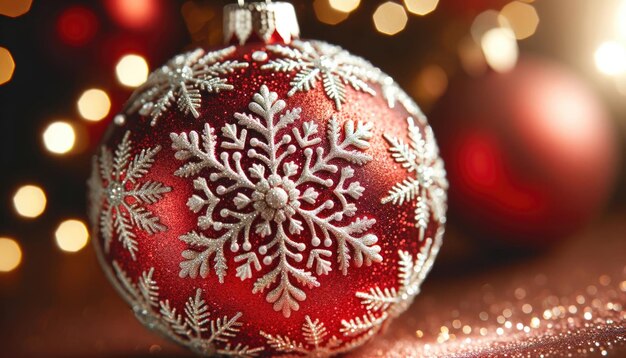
107 182 125 205
316 56 335 72
177 66 194 81
265 187 289 209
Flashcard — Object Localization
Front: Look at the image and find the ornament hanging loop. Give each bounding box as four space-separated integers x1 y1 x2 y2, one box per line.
224 1 299 45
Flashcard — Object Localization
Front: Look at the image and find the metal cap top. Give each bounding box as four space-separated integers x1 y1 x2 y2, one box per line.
223 1 300 45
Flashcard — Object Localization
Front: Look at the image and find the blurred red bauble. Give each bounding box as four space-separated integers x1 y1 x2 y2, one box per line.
88 3 447 356
431 57 618 247
104 0 161 29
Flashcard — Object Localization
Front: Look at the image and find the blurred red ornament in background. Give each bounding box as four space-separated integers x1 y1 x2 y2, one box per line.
104 0 160 29
431 57 620 247
56 6 98 46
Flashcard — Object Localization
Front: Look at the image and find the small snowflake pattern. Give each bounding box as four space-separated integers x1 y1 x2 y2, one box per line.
170 85 383 318
260 315 343 356
262 40 380 110
382 117 448 241
126 46 249 126
110 262 263 357
89 131 171 260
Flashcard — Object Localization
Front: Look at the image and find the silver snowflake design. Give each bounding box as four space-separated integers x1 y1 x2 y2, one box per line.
171 85 382 318
260 315 342 357
382 117 448 241
262 40 379 110
127 46 249 126
111 262 263 357
341 228 443 340
379 75 427 125
88 131 171 260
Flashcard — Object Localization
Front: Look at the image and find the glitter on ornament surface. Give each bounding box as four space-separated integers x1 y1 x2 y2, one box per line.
89 131 172 260
170 85 383 317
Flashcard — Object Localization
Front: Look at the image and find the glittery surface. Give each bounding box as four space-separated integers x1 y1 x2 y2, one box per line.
89 41 446 355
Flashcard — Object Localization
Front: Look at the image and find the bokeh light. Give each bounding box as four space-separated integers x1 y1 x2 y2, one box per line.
105 0 160 29
55 219 90 253
314 0 349 25
415 64 448 102
595 41 626 76
458 35 487 77
13 185 47 219
0 0 32 18
329 0 360 13
404 0 439 16
77 88 111 122
481 27 519 73
43 121 76 155
56 6 98 46
0 47 15 85
0 238 22 272
499 1 539 40
373 2 408 36
471 10 503 43
115 54 149 87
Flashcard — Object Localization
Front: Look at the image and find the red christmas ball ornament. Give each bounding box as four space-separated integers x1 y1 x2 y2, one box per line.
89 2 447 356
431 57 618 247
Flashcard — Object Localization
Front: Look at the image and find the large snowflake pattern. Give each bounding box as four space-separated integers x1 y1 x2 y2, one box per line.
127 46 249 126
382 117 448 241
111 262 263 357
262 40 379 110
89 131 171 260
170 85 382 317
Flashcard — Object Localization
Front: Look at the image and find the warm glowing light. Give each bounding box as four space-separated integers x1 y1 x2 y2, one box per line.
313 0 349 25
458 36 487 77
0 0 32 18
13 185 47 218
594 41 626 76
415 64 448 102
471 10 503 43
116 54 149 87
105 0 159 28
329 0 360 13
43 121 76 154
404 0 439 16
373 2 408 36
0 47 15 85
55 219 90 253
481 27 519 73
499 1 539 40
617 3 626 38
78 89 111 121
56 6 99 46
0 238 22 272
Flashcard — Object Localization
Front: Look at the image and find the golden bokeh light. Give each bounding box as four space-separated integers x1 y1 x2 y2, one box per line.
458 35 487 77
404 0 439 16
0 238 22 272
77 88 111 122
13 185 47 219
0 0 32 18
43 121 76 155
416 64 448 101
55 219 90 253
471 10 503 43
115 54 149 87
329 0 360 13
0 47 15 85
595 41 626 76
481 27 519 73
313 0 349 25
499 1 539 40
373 2 408 36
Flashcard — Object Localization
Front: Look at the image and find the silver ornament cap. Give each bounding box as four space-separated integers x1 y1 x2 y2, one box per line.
223 1 300 45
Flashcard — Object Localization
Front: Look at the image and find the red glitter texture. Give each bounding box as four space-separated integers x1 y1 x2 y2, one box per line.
90 41 445 356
